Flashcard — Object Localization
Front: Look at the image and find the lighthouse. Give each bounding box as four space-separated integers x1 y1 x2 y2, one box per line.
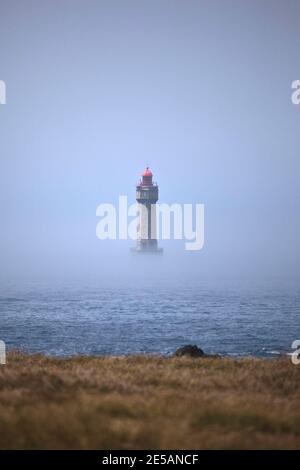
132 167 163 253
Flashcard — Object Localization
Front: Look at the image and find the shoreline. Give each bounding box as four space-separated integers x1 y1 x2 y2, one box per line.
4 348 294 360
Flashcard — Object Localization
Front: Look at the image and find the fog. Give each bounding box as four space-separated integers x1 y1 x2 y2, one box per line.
0 0 299 285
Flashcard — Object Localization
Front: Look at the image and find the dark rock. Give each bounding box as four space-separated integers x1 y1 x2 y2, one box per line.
174 344 205 358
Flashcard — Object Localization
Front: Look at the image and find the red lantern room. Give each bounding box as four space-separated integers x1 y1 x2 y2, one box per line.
141 166 153 186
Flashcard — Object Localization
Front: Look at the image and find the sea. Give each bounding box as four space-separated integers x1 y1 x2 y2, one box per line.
0 278 299 358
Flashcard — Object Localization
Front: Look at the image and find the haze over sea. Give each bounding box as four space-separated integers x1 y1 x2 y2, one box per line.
1 2 299 360
1 277 299 358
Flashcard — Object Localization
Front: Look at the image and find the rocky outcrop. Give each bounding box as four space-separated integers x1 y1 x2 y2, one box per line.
174 344 205 358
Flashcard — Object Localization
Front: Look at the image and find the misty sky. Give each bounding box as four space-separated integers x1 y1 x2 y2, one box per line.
0 0 299 282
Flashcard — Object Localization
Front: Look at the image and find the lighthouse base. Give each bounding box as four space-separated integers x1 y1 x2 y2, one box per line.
131 239 163 254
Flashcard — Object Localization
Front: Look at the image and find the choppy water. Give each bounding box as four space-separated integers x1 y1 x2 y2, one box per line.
0 279 299 357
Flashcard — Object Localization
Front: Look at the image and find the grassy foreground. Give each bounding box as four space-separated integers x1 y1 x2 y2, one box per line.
0 352 299 449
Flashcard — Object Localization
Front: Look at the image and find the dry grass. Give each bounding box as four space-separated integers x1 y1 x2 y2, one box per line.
0 352 299 449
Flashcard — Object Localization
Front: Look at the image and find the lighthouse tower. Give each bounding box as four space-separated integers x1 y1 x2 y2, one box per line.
133 167 163 253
